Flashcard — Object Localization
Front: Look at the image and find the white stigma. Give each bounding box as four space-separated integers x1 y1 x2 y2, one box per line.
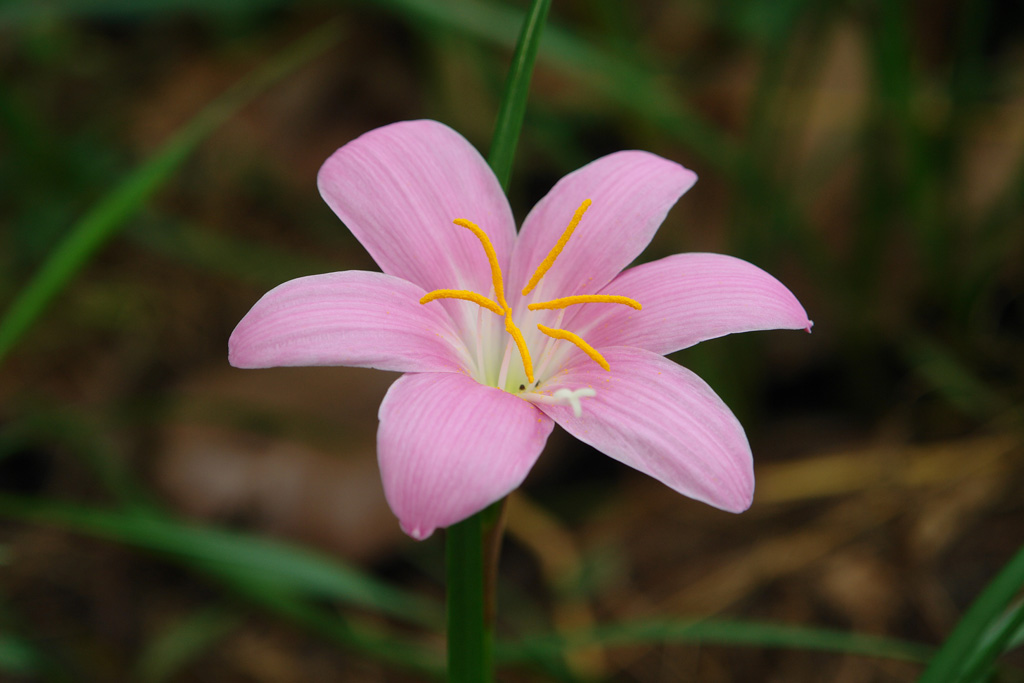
521 386 596 417
552 387 596 417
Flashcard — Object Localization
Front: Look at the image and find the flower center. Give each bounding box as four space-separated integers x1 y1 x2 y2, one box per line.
420 199 640 390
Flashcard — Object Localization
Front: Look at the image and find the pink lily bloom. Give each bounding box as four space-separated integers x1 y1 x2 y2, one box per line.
229 120 811 540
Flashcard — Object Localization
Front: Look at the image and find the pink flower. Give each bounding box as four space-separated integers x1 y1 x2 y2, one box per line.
229 120 812 540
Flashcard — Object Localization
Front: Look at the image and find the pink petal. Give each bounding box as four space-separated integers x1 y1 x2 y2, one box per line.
507 151 696 300
378 372 554 539
534 347 754 512
317 121 516 299
574 253 813 354
229 271 471 373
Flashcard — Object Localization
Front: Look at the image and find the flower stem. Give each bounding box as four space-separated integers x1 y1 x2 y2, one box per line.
446 501 508 683
446 514 489 682
446 0 550 680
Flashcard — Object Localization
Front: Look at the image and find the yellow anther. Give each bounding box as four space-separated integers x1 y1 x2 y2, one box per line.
505 313 535 384
521 199 592 296
420 289 504 316
453 218 508 308
528 294 641 311
537 324 610 371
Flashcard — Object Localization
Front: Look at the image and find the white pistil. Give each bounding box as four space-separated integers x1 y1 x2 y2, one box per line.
555 388 596 417
526 387 596 418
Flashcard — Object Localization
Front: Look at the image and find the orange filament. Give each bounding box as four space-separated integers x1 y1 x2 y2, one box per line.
537 324 610 371
453 218 507 307
505 315 534 383
420 218 535 384
420 289 503 315
521 199 591 296
528 294 641 311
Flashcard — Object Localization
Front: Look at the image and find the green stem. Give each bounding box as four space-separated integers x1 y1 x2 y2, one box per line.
446 514 488 682
445 501 508 683
445 1 550 681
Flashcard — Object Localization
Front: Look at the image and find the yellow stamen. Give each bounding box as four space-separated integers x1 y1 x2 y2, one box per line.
505 314 535 383
453 218 508 308
422 218 535 384
521 199 592 296
537 324 610 371
420 289 504 315
528 294 641 311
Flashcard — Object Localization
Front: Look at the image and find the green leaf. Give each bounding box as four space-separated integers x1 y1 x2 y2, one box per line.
0 494 442 627
1009 610 1024 651
496 618 935 665
918 542 1024 682
486 0 551 190
224 572 444 677
949 598 1024 683
0 19 343 364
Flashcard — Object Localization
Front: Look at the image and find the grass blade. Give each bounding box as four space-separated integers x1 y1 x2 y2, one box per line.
0 494 442 628
365 0 739 174
0 19 343 364
362 0 828 276
486 0 551 190
223 570 444 677
496 618 934 665
918 542 1024 682
956 598 1024 683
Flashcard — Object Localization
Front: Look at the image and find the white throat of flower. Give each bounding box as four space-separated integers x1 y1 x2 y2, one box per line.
420 199 639 416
